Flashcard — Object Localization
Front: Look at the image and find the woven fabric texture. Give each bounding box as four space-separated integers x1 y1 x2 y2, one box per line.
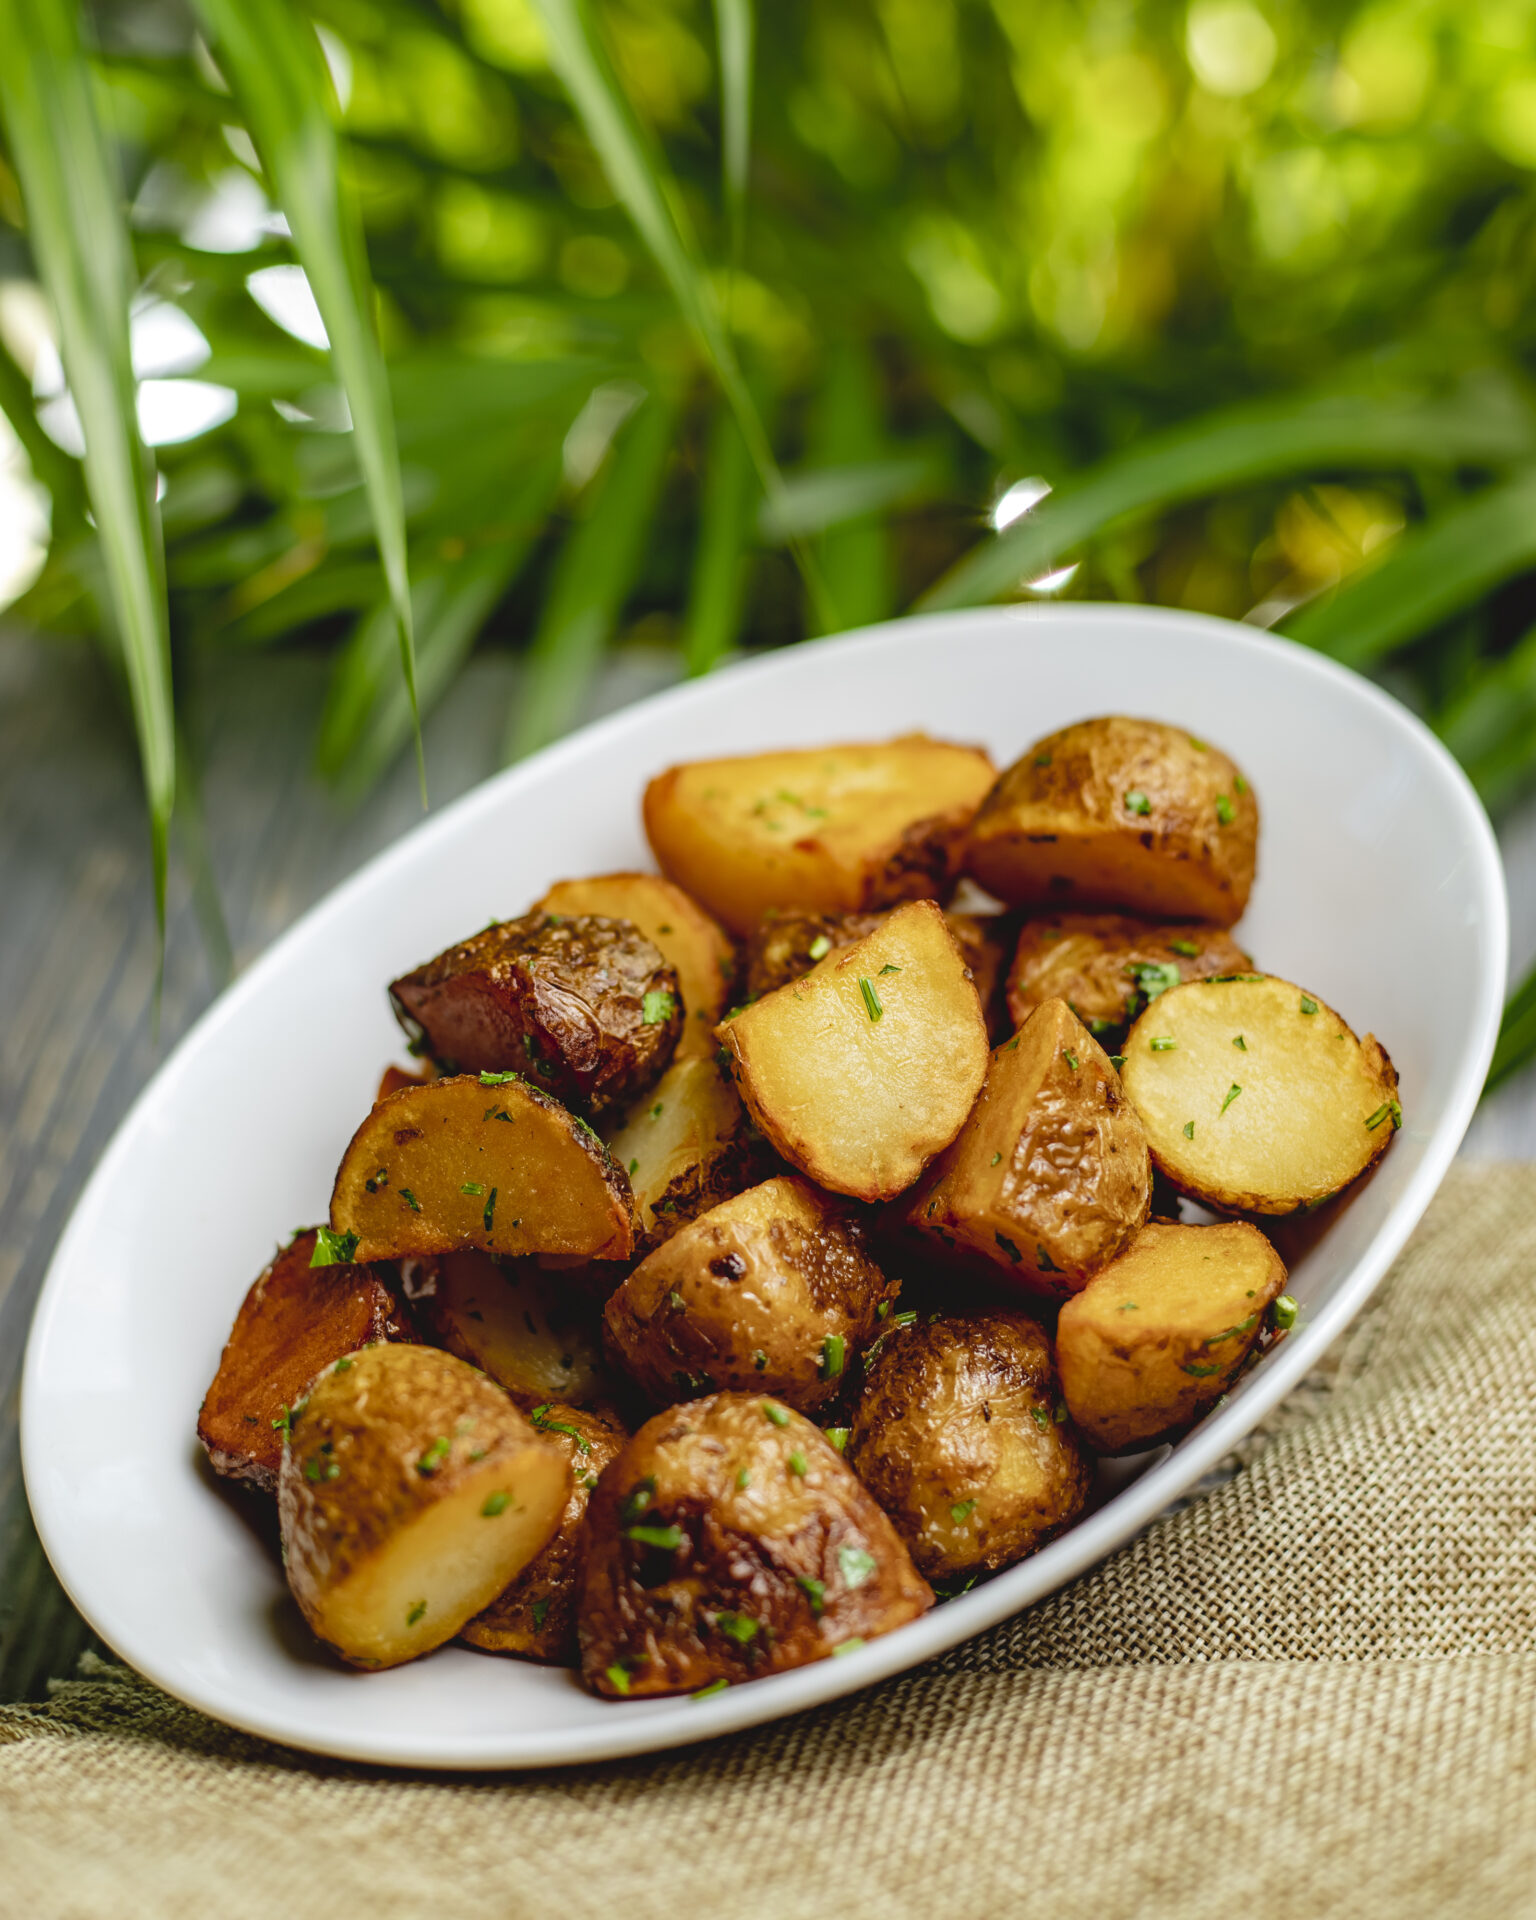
5 1161 1536 1920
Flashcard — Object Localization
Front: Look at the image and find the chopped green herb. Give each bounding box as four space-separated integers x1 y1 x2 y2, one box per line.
271 1404 293 1436
1234 773 1248 794
625 1523 686 1550
1181 1361 1223 1377
736 1467 751 1489
334 1357 352 1373
364 1167 389 1194
1300 995 1318 1015
1030 1405 1050 1430
1033 751 1053 767
1037 1245 1060 1273
650 1102 664 1120
303 1456 324 1483
824 1427 850 1453
667 1290 685 1311
1220 1083 1242 1115
531 1599 551 1631
1053 1402 1068 1423
990 1151 1002 1166
309 1229 359 1268
529 1405 592 1451
628 1158 639 1175
893 1310 917 1327
838 1546 877 1590
788 1451 808 1477
483 1188 498 1232
763 1402 790 1426
1272 1294 1300 1331
1109 1054 1126 1072
1117 1302 1138 1312
1132 960 1183 1002
642 989 676 1025
995 1232 1023 1265
618 1477 656 1525
950 1500 976 1524
1365 1098 1403 1132
481 1491 512 1517
832 1638 865 1657
1233 1035 1247 1050
1207 1313 1259 1344
406 1601 427 1627
715 1611 758 1643
798 1575 826 1616
1189 736 1208 752
808 934 832 960
416 1435 451 1477
478 1070 520 1086
400 1188 421 1213
753 1349 768 1372
1215 794 1234 825
460 1181 485 1196
605 1664 632 1695
1063 1049 1080 1071
1169 939 1199 957
819 1334 846 1381
691 1678 729 1700
1123 789 1152 816
878 963 902 976
1150 1037 1176 1052
858 977 884 1022
1183 1121 1195 1139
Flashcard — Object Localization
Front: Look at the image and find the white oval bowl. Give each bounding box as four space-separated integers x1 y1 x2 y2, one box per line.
22 605 1506 1768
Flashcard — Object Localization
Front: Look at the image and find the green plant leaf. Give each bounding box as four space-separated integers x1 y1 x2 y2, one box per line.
1485 952 1536 1098
808 340 896 630
713 0 753 268
0 0 175 927
758 456 939 544
683 397 758 677
1435 621 1536 816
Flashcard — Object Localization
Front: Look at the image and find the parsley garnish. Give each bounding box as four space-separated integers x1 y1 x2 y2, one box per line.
1123 789 1152 816
406 1601 427 1626
838 1546 876 1589
858 977 884 1022
667 1289 685 1311
736 1467 751 1489
716 1612 759 1645
1220 1083 1242 1115
1234 773 1248 794
642 989 675 1024
1063 1049 1080 1071
416 1436 451 1476
529 1405 592 1452
1232 1035 1247 1050
531 1599 551 1631
763 1401 790 1426
478 1070 520 1086
753 1349 768 1371
1365 1098 1402 1131
990 1151 1002 1166
625 1523 685 1550
824 1427 850 1453
1300 995 1318 1015
460 1182 484 1196
1037 1245 1060 1273
618 1478 656 1525
995 1232 1023 1265
788 1451 808 1477
1169 939 1199 957
1150 1037 1176 1052
808 934 832 960
1272 1294 1299 1330
271 1404 293 1436
1183 1120 1195 1139
481 1491 512 1517
1131 960 1182 1003
691 1678 729 1699
1181 1361 1223 1377
1109 1054 1126 1071
400 1188 421 1213
483 1188 498 1232
798 1576 826 1616
819 1334 846 1380
1207 1313 1258 1345
1215 794 1234 825
878 963 902 976
309 1229 359 1268
832 1638 865 1657
950 1500 976 1524
605 1664 632 1695
1033 751 1053 767
628 1158 639 1175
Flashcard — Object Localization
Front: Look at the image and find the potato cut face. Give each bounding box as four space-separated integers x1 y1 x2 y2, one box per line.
1120 974 1400 1215
1006 913 1252 1045
331 1074 634 1264
406 1250 607 1407
716 899 989 1202
847 1312 1091 1580
604 1175 895 1412
967 717 1258 923
643 734 996 936
1057 1222 1287 1453
578 1391 932 1698
906 998 1149 1296
601 1056 764 1254
278 1344 570 1669
535 872 736 1063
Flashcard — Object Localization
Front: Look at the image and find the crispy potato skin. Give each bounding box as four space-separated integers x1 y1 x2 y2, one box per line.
461 1404 627 1662
602 1056 771 1256
1006 914 1252 1044
846 1313 1091 1580
377 1061 436 1103
405 1250 609 1408
578 1392 932 1697
967 718 1259 923
390 912 681 1118
603 1177 895 1412
198 1231 412 1492
743 911 890 1000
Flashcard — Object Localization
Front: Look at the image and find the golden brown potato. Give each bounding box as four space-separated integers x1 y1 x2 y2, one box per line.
1056 1222 1288 1452
377 1060 436 1103
1006 913 1252 1044
198 1230 412 1493
578 1392 932 1697
643 735 996 937
278 1344 570 1669
946 910 1011 1039
461 1403 627 1661
601 1056 766 1255
390 911 681 1117
742 910 889 1000
330 1074 634 1264
967 717 1259 923
535 873 736 1063
1119 974 1400 1215
603 1176 894 1412
846 1311 1091 1580
717 899 989 1202
405 1249 607 1407
905 999 1150 1298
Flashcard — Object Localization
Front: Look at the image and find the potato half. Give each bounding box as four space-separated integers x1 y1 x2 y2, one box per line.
967 717 1258 923
405 1249 607 1407
717 899 989 1202
905 998 1150 1296
743 910 889 1001
1006 913 1252 1044
1056 1221 1287 1452
1119 974 1400 1214
578 1392 932 1697
331 1074 634 1263
846 1312 1091 1580
278 1344 570 1669
601 1055 765 1255
643 735 996 936
603 1176 894 1411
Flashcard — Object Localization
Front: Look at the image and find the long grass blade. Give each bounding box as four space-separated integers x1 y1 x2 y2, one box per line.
713 0 753 269
759 457 938 545
683 397 757 677
807 340 895 629
1485 955 1536 1097
0 0 175 927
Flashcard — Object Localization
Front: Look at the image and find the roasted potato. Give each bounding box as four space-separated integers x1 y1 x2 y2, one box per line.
377 1060 436 1102
603 1176 894 1411
644 735 996 937
278 1344 570 1669
1119 974 1400 1214
846 1311 1091 1580
331 1074 634 1264
1006 913 1252 1044
718 899 989 1202
535 872 736 1063
1056 1221 1288 1452
390 911 681 1117
742 910 890 1000
461 1402 627 1661
578 1392 932 1697
946 910 1011 1039
405 1249 607 1407
601 1055 766 1254
198 1230 412 1492
967 717 1259 923
905 998 1150 1297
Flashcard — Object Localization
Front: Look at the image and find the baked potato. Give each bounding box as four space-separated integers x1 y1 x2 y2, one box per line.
905 998 1150 1297
278 1344 570 1669
643 734 997 937
1006 913 1252 1044
845 1311 1091 1580
946 910 1012 1040
601 1055 766 1255
966 717 1259 923
603 1176 894 1412
717 899 989 1202
198 1229 412 1492
390 911 682 1117
330 1074 635 1264
405 1249 607 1407
535 872 736 1063
1119 973 1400 1214
578 1391 932 1697
461 1402 627 1661
1056 1221 1288 1452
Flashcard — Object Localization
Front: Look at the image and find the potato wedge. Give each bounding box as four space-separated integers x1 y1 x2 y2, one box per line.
534 873 736 1063
643 734 996 936
461 1403 627 1661
603 1176 894 1412
967 717 1258 922
198 1230 412 1493
1006 913 1252 1044
717 899 989 1202
905 999 1150 1296
846 1311 1091 1579
601 1055 766 1254
1119 974 1400 1214
1056 1221 1287 1452
278 1344 570 1669
390 911 681 1117
742 910 889 1000
330 1074 634 1264
578 1392 932 1697
405 1249 607 1407
946 910 1011 1039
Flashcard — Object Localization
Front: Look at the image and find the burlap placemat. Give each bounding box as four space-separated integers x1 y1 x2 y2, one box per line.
5 1162 1536 1920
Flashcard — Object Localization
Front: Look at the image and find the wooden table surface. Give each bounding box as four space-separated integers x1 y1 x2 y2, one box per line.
3 626 1533 1701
